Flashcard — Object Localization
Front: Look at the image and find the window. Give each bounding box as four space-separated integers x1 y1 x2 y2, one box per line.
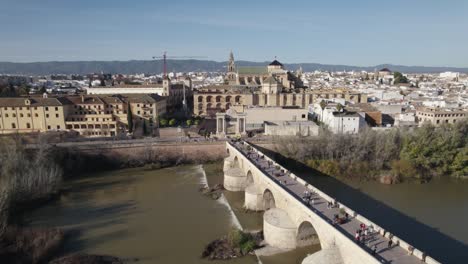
12 114 16 117
11 123 16 129
47 125 51 129
5 114 8 117
26 123 31 129
302 114 306 118
35 113 38 117
137 111 141 115
46 114 49 118
45 107 49 111
27 113 31 117
55 107 58 111
56 114 59 118
19 107 22 110
57 125 60 129
20 114 24 117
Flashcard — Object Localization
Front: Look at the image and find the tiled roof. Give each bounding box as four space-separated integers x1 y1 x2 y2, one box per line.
0 97 70 107
237 66 268 75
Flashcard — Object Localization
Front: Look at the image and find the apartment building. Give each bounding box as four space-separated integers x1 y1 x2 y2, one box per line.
0 94 166 137
416 107 467 126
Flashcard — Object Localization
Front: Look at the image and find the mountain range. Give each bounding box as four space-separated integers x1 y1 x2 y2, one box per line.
0 60 467 75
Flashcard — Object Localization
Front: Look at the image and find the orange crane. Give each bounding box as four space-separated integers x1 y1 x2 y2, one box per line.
152 51 207 77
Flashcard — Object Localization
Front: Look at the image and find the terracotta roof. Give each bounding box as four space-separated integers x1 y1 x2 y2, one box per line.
0 97 70 107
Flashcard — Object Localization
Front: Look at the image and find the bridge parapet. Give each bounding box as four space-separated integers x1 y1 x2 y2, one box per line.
225 140 441 264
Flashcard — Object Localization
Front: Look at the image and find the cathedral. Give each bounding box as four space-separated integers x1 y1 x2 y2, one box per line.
193 52 366 117
225 52 304 89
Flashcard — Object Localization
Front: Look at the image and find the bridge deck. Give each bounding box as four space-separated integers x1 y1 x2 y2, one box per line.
232 141 424 264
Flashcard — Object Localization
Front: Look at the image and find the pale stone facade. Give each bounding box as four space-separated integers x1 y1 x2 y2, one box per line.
0 94 166 137
416 107 467 126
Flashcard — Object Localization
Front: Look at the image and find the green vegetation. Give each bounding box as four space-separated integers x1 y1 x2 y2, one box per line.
158 115 203 128
127 103 133 133
227 228 256 254
276 120 468 182
394 72 409 84
168 118 176 126
159 118 168 127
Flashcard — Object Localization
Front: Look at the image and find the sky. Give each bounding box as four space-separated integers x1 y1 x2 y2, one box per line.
0 0 467 67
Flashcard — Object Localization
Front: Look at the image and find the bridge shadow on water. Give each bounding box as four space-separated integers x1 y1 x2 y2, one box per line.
252 144 468 264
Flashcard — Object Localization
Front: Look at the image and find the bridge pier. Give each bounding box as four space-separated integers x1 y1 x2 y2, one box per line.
244 184 264 211
223 159 233 172
263 208 297 250
301 246 343 264
224 167 248 191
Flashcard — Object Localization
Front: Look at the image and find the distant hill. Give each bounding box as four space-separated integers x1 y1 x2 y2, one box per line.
0 60 467 75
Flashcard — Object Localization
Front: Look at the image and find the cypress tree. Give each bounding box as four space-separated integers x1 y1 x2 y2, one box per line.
127 103 133 133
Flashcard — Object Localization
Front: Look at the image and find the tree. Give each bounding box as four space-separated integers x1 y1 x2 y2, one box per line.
194 119 200 126
159 118 168 127
336 103 343 112
169 118 176 126
319 100 327 122
394 72 409 84
186 119 193 126
127 103 133 133
142 120 147 136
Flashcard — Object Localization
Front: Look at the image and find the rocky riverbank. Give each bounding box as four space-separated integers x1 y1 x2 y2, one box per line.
199 184 224 200
0 226 129 264
201 229 263 260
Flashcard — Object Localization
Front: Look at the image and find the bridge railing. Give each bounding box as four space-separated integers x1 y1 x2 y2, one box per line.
230 140 441 264
229 141 383 263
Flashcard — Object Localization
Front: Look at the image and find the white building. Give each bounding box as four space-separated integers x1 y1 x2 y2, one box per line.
309 102 365 134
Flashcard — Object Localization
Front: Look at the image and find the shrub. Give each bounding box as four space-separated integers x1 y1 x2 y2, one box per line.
168 118 177 126
240 240 256 254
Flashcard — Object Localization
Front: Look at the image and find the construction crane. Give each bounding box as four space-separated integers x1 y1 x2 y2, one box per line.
152 52 207 113
152 51 206 77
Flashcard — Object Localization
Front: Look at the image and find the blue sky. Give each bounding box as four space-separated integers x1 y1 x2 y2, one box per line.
1 0 467 67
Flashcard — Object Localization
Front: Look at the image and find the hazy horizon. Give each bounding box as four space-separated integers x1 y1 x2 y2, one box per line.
1 0 468 67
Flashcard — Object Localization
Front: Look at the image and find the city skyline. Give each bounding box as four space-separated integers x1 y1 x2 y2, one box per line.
1 0 468 67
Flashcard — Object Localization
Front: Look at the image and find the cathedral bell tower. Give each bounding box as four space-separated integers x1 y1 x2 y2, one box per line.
226 51 237 85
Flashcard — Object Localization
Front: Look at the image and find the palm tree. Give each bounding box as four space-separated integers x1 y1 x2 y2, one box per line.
319 100 327 122
336 103 343 112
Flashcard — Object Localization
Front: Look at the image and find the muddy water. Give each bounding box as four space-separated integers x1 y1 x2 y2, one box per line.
24 163 319 264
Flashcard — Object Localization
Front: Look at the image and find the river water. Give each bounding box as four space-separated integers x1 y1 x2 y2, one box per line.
23 163 317 264
23 163 468 263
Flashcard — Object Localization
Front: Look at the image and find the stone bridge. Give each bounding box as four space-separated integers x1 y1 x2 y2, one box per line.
224 141 441 264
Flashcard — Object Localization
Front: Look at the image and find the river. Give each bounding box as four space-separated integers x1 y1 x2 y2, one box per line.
22 163 468 263
23 163 318 264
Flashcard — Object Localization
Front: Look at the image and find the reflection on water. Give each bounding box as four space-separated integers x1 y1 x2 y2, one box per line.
343 178 468 246
24 165 256 264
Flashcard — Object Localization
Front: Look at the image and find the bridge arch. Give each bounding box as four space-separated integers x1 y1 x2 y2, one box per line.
246 170 254 185
297 220 320 247
263 189 276 210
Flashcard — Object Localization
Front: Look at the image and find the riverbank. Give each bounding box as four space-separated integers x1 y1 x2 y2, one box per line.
1 139 226 264
202 229 263 260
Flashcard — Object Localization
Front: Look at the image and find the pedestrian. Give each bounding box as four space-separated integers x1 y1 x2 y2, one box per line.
311 198 315 205
364 229 369 240
372 245 377 255
355 231 359 242
388 239 393 248
345 212 349 220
